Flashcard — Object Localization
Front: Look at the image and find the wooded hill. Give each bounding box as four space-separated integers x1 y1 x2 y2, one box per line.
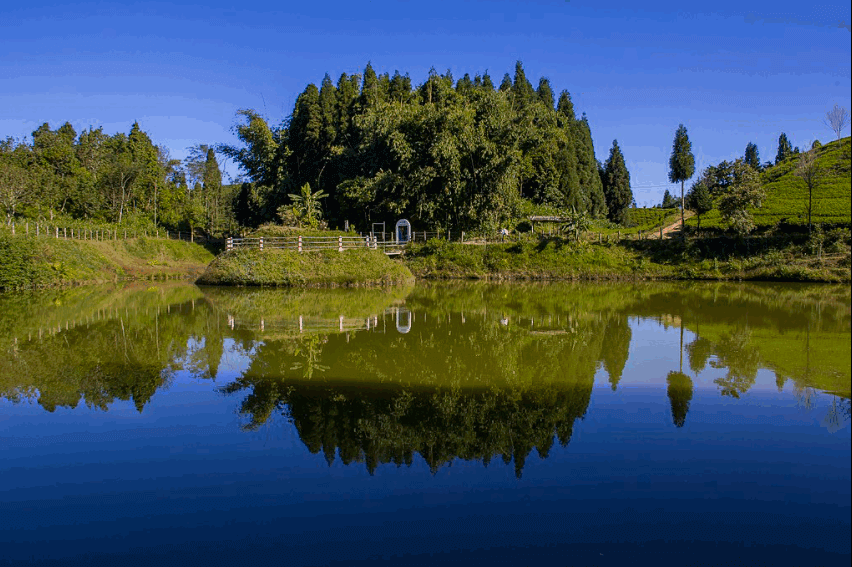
221 61 617 231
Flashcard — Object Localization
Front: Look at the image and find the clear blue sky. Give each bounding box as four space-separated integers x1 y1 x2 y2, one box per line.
1 0 849 206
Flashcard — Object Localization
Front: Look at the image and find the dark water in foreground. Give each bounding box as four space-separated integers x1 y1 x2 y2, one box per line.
0 281 849 566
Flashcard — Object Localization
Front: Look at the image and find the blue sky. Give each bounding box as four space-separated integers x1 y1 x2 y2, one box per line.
1 0 849 206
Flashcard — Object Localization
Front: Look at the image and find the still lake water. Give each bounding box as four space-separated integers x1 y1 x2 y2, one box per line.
0 281 849 566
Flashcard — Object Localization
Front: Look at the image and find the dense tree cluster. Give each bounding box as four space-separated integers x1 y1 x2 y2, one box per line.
220 62 610 231
0 122 235 235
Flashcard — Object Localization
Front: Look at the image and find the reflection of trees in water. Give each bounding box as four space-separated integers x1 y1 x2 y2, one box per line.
710 329 761 398
601 316 631 391
0 299 224 412
224 382 593 478
666 372 693 428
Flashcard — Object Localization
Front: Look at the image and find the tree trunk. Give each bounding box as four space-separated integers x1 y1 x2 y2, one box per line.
680 180 685 237
808 184 813 235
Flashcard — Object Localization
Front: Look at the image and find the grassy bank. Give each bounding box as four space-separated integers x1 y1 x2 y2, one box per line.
0 234 214 290
404 235 851 283
197 247 414 287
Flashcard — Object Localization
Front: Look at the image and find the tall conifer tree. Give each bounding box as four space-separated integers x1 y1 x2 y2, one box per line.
536 78 555 109
602 140 632 224
744 142 760 169
668 124 695 232
775 133 793 164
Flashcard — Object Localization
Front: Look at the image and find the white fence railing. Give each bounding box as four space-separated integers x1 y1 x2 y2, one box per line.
226 235 415 252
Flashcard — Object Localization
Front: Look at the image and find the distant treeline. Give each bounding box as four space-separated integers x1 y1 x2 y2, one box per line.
221 61 633 231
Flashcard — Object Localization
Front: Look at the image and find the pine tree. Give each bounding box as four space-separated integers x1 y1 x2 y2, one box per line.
318 74 338 148
511 61 535 106
536 77 555 109
668 124 695 232
602 139 632 224
499 73 512 92
744 142 760 169
481 72 494 91
775 133 793 164
361 62 380 108
556 91 575 121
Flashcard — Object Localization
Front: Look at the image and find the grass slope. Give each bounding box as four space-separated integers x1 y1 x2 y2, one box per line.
197 248 414 287
0 235 214 290
690 137 851 230
405 237 851 283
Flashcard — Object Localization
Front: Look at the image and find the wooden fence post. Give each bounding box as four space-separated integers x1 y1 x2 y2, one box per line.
338 235 343 252
259 237 263 251
226 237 232 251
660 225 663 239
298 235 302 252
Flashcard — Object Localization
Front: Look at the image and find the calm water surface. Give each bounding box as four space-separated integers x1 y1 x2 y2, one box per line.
0 281 849 566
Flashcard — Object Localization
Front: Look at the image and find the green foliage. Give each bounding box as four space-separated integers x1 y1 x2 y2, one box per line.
668 124 695 187
687 137 851 230
601 140 633 224
776 132 793 164
717 160 765 235
219 63 605 233
288 182 328 229
744 142 760 169
686 180 713 232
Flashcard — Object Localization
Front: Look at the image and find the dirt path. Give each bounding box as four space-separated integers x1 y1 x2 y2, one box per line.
656 211 694 239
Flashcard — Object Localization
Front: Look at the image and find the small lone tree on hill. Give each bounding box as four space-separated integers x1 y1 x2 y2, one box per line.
668 124 695 235
824 105 850 140
795 149 825 234
686 181 713 235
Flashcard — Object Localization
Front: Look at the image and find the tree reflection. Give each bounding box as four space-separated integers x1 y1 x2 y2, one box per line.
224 381 593 478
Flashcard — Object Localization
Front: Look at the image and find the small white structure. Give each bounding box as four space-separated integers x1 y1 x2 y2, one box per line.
395 219 412 244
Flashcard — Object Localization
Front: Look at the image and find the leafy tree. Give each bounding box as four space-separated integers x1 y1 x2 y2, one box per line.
560 207 592 242
686 180 713 234
288 182 327 228
794 149 825 234
744 142 760 169
717 159 765 236
668 124 695 233
601 139 632 224
775 133 793 164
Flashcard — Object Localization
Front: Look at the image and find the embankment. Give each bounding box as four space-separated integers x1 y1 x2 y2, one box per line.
403 238 851 283
0 234 215 290
196 247 414 287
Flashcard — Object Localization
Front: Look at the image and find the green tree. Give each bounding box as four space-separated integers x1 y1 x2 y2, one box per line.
660 189 678 209
601 139 632 224
666 371 693 427
560 207 592 242
668 124 695 233
717 159 765 236
686 180 713 234
794 149 825 234
775 133 793 164
288 182 327 228
744 142 760 169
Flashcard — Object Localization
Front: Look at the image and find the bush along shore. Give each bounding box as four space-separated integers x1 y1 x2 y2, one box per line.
0 234 215 291
196 248 415 288
403 233 851 283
